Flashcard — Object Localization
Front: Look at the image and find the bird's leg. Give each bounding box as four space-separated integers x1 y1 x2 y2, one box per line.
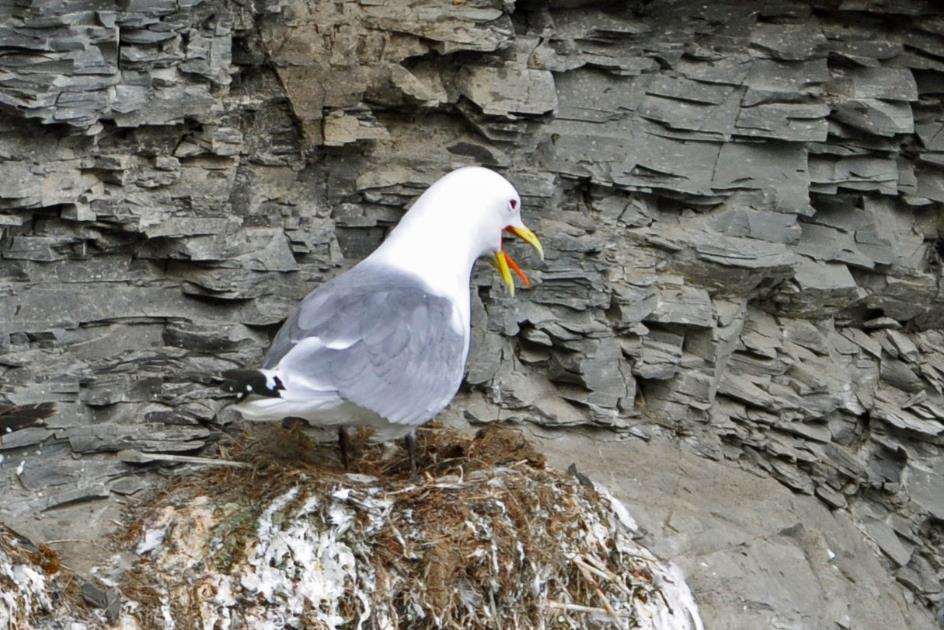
405 430 417 477
338 427 351 469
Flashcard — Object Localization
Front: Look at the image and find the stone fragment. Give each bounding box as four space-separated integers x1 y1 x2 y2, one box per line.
712 141 811 214
645 284 713 329
815 483 848 509
743 58 830 105
634 331 684 380
832 99 914 137
896 555 942 595
828 67 919 101
750 22 829 61
776 257 859 317
736 102 830 141
323 111 390 147
873 401 944 436
863 517 913 567
880 360 924 393
770 459 815 494
64 423 211 454
458 65 558 117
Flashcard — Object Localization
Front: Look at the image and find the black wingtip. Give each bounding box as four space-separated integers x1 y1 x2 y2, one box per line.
0 402 57 434
220 369 284 399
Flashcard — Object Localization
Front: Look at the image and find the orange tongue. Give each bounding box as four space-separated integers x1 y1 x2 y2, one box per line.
503 250 530 287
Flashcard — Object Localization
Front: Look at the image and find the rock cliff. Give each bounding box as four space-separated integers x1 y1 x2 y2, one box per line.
0 0 942 627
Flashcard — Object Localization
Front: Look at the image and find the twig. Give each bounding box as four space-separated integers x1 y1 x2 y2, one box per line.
117 449 251 468
577 555 633 596
489 588 503 630
575 560 626 629
545 601 609 614
657 587 675 616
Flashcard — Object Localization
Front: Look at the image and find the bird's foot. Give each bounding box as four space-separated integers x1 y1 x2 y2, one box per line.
405 431 418 478
338 427 351 470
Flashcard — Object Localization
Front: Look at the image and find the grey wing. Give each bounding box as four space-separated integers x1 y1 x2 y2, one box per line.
264 264 467 425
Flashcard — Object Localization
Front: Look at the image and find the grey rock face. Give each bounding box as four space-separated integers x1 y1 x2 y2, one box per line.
0 0 942 626
533 430 938 630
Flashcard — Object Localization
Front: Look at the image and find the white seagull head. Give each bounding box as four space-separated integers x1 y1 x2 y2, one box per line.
384 166 544 295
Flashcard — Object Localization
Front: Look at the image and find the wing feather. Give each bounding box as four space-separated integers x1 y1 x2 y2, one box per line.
265 263 467 426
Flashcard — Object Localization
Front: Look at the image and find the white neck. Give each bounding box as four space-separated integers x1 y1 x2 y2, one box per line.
356 166 514 336
367 210 481 299
364 204 490 345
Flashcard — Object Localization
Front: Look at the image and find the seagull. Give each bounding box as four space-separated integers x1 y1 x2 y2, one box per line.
221 167 543 471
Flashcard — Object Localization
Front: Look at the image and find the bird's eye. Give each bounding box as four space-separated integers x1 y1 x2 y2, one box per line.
509 199 518 210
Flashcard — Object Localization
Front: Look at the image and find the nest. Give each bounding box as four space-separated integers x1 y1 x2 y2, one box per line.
116 424 701 629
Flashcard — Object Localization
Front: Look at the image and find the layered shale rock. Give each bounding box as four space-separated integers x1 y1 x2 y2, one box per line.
0 0 942 626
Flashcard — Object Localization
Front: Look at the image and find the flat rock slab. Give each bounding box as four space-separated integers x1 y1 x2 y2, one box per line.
529 428 938 630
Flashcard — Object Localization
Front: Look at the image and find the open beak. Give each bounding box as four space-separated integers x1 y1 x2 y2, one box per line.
505 225 544 261
491 250 517 296
490 224 544 296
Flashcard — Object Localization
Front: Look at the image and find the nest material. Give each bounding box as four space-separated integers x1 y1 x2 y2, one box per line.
118 424 701 629
0 529 49 628
0 525 93 628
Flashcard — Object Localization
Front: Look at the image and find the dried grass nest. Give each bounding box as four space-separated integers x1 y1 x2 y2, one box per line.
0 525 75 628
11 424 702 629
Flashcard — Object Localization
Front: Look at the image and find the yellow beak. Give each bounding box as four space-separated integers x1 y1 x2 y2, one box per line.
506 225 544 261
490 224 544 296
491 250 516 297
